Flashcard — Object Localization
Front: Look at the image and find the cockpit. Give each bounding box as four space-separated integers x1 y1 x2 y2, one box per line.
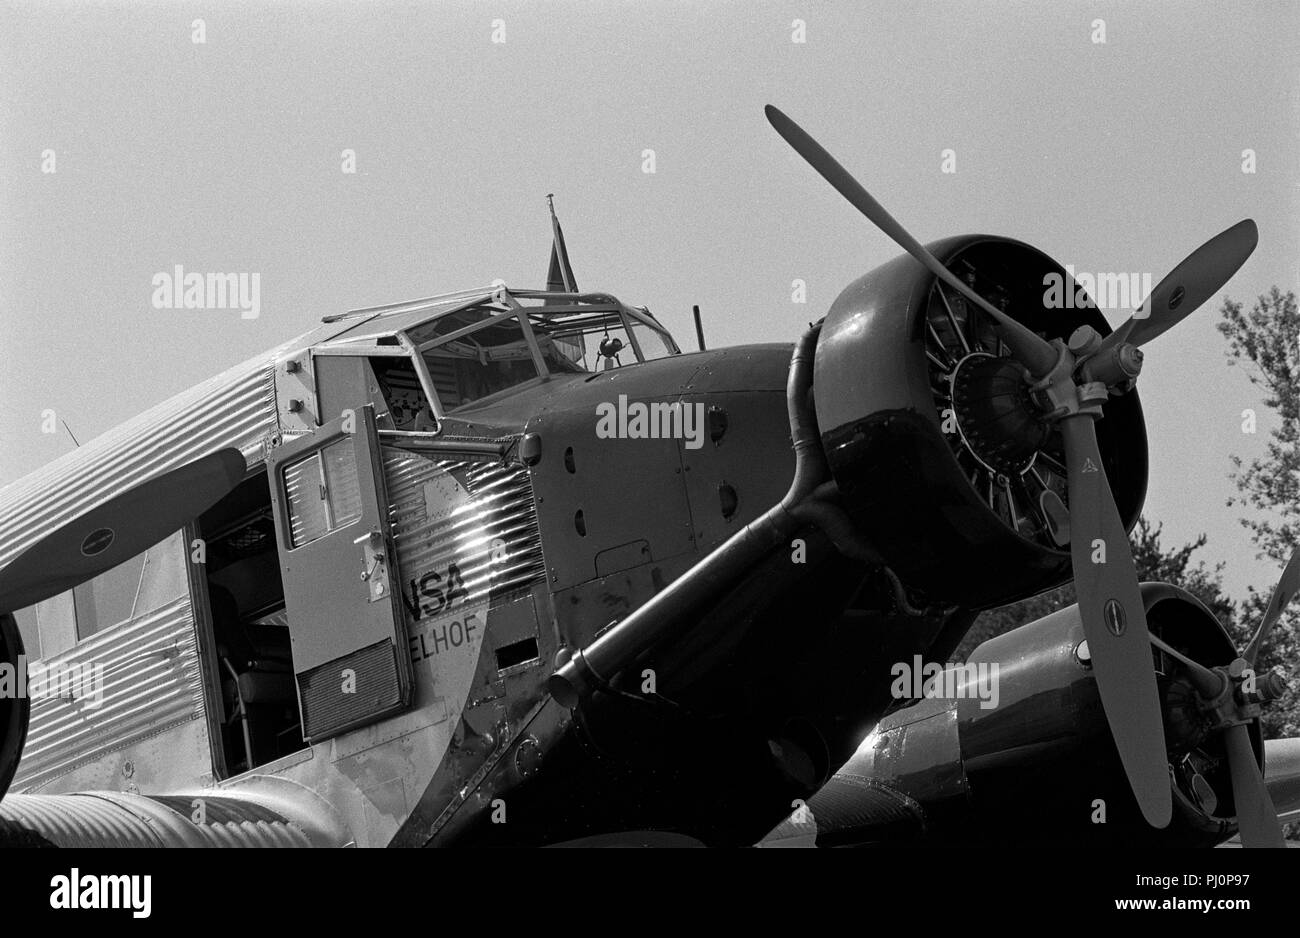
315 286 680 432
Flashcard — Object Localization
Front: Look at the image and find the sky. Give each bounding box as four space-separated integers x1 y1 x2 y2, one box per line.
0 0 1296 602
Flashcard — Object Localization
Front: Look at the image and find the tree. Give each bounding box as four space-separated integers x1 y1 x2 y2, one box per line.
1218 286 1300 738
955 517 1236 661
1217 287 1300 565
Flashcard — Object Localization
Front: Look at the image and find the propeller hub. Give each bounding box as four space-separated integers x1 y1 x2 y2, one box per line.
1190 660 1262 732
950 353 1051 475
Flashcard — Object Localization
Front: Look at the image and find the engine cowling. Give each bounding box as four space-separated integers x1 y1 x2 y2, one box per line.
814 235 1147 610
764 584 1256 847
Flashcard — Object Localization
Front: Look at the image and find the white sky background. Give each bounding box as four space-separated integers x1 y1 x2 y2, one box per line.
0 0 1296 601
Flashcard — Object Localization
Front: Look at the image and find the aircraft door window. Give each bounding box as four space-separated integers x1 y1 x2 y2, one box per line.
283 440 362 548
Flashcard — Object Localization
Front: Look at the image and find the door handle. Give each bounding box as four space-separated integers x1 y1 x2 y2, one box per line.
353 530 390 602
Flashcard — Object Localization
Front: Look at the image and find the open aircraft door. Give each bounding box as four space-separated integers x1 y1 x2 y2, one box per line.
268 405 412 742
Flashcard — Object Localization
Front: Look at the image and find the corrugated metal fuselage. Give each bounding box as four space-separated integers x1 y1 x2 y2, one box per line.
0 325 943 846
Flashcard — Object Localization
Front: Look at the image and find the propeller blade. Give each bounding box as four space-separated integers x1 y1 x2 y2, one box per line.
1223 722 1286 847
0 448 246 614
764 104 1058 377
1103 220 1258 353
1245 546 1300 667
1060 415 1172 827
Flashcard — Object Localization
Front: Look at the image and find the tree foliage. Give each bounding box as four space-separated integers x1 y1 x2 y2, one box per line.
1217 286 1300 738
1217 287 1300 565
956 517 1236 662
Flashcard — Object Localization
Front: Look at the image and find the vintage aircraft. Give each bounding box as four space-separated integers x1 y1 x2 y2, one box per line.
1 106 1297 848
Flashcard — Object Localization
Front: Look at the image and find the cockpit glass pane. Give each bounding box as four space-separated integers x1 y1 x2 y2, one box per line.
628 321 675 361
416 312 541 411
527 311 622 373
526 310 675 372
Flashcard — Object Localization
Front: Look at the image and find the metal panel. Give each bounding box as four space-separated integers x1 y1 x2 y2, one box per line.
526 400 696 592
382 449 546 615
11 597 205 790
677 390 792 553
275 351 318 433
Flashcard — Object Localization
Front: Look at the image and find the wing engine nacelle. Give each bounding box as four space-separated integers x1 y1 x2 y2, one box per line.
765 584 1261 847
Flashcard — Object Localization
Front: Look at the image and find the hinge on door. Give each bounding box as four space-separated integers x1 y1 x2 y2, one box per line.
354 530 391 603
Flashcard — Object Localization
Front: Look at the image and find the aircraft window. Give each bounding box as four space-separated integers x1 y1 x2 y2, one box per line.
628 322 676 361
8 532 186 655
283 440 362 548
322 442 362 524
417 312 542 411
370 358 437 432
526 310 676 372
13 607 40 659
32 592 76 658
73 530 187 640
536 334 588 374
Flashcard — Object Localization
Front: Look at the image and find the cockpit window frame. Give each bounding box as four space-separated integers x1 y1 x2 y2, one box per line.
312 285 681 436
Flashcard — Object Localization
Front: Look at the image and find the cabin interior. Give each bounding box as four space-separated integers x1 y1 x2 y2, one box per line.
196 471 301 778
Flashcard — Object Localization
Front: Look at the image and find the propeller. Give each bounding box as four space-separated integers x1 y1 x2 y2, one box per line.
1094 219 1258 357
1224 723 1284 848
764 104 1252 829
1150 550 1299 847
1060 417 1171 826
1244 546 1300 667
0 448 246 614
1149 629 1286 846
1228 547 1300 847
763 105 1059 378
